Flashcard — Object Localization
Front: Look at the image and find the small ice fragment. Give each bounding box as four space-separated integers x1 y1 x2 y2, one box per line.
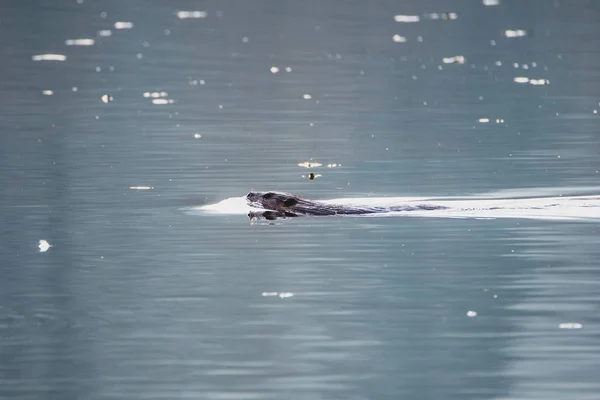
262 292 278 297
467 310 477 317
97 30 112 37
478 118 490 123
32 54 67 61
129 186 153 190
65 38 95 46
394 15 420 23
529 79 549 86
114 21 134 30
504 29 527 38
482 0 500 5
513 76 529 83
193 133 202 139
442 55 465 64
270 66 279 73
152 99 173 105
558 322 582 329
176 10 207 19
302 94 312 100
101 94 113 103
42 90 54 96
143 91 168 98
392 34 407 43
285 66 292 72
278 292 294 298
39 240 52 252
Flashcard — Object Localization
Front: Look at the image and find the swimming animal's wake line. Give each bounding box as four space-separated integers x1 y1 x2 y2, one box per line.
191 191 600 222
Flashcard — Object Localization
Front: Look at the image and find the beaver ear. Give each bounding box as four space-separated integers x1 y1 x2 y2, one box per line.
284 198 298 207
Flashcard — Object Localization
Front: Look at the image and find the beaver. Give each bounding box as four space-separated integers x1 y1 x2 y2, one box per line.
246 191 446 220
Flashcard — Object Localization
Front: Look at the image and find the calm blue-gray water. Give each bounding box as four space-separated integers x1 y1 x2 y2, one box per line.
1 1 600 399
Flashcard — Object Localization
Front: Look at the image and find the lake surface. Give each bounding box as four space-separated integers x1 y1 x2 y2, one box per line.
1 1 600 399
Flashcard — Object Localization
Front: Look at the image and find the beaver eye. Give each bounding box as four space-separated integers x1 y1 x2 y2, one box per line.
263 192 275 199
283 198 297 207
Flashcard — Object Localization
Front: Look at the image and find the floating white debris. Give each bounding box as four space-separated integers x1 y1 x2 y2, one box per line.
285 66 292 72
42 90 54 96
443 55 466 64
467 310 477 317
478 118 490 123
514 76 529 83
97 30 112 37
32 54 67 61
270 66 279 74
558 322 583 329
394 15 420 22
176 10 207 19
39 240 52 252
129 186 154 190
65 38 95 46
242 36 249 43
504 29 527 38
482 0 500 5
426 12 458 20
114 21 134 30
327 163 340 168
392 34 407 43
302 94 312 100
143 91 168 98
298 161 322 168
101 94 113 103
496 118 505 123
261 292 294 298
529 78 549 86
152 98 174 105
193 133 202 139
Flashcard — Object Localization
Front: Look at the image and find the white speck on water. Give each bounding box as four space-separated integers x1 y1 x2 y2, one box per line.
115 21 133 29
114 21 134 30
152 99 174 105
285 66 292 72
136 53 143 59
95 66 101 72
479 118 490 123
129 186 154 190
302 94 312 100
505 29 527 38
242 36 249 43
42 90 54 96
97 30 112 37
143 91 168 98
101 94 113 103
490 40 496 46
164 29 171 36
394 15 420 22
72 87 78 92
65 38 95 46
529 78 549 86
559 323 582 329
443 55 465 64
467 310 477 317
39 240 52 252
270 66 279 73
32 54 66 61
483 0 500 5
218 104 223 109
392 34 407 43
176 10 207 19
417 36 423 42
514 76 529 83
495 61 502 66
193 133 202 139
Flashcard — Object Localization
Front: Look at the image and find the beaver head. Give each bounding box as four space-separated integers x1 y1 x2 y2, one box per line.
246 191 300 212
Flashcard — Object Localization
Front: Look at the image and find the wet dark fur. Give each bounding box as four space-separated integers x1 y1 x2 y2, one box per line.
246 191 446 220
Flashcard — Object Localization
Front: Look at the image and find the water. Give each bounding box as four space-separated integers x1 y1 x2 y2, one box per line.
1 1 600 399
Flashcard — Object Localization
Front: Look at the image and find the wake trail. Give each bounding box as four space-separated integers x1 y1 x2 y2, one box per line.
191 194 600 221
